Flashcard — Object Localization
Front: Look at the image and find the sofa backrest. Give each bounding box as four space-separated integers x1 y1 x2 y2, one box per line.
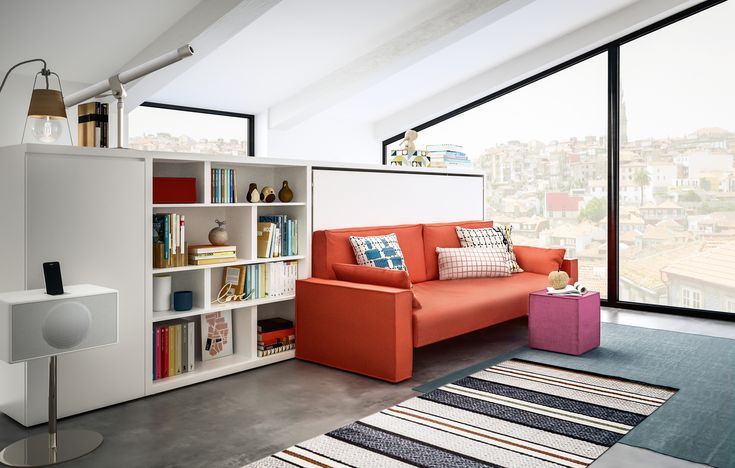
422 220 494 280
311 220 493 283
312 224 428 283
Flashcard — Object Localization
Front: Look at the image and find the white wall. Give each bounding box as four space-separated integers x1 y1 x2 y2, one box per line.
264 109 381 163
0 75 89 147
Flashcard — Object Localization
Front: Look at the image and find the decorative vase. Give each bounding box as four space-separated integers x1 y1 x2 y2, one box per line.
152 275 172 312
260 186 276 203
208 219 228 246
246 183 259 203
278 180 293 202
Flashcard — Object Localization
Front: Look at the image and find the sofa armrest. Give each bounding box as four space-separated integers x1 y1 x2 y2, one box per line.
561 258 578 284
295 278 414 382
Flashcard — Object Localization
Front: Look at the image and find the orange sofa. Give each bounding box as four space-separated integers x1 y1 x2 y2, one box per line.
296 221 578 382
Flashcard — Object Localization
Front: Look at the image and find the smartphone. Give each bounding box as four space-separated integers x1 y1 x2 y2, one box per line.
43 261 64 295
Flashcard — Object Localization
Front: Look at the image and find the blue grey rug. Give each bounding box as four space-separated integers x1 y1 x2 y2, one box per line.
414 323 735 468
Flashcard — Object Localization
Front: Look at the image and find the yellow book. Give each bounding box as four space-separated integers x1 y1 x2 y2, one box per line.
175 324 183 375
168 325 176 377
257 222 274 258
187 256 236 265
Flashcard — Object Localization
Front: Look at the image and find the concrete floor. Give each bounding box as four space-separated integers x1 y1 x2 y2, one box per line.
0 307 731 468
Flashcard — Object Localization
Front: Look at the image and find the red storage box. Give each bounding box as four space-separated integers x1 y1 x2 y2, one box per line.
153 177 197 204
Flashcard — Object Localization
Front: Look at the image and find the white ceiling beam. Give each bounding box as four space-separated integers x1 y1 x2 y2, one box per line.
267 0 533 130
123 0 282 110
373 0 700 140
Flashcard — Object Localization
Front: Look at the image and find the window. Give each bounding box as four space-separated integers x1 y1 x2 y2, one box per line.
128 102 254 156
382 1 734 318
682 287 701 309
386 54 609 298
619 0 735 313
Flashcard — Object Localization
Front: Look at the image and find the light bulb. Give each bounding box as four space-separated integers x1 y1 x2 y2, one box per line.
30 116 63 143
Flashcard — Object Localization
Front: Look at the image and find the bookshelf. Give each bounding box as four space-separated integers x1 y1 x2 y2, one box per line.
145 154 310 395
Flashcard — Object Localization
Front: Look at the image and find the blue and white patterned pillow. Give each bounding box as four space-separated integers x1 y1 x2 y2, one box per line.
349 233 407 271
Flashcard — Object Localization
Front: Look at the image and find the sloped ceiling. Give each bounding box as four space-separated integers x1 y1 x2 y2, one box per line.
0 0 201 83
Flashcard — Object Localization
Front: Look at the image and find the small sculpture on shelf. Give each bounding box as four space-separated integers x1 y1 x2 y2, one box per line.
208 219 228 246
278 180 293 202
246 183 260 203
548 270 570 290
261 186 276 203
399 129 418 153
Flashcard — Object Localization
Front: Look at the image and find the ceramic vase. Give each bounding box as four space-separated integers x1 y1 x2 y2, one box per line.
208 220 228 246
278 180 293 202
246 183 259 203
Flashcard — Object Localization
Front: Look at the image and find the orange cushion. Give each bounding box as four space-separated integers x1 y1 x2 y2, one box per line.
333 263 420 308
411 272 549 347
312 224 428 283
513 245 566 275
422 220 493 280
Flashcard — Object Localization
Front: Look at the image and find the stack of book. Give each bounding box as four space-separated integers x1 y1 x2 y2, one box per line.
257 318 295 357
243 261 298 300
257 215 299 258
427 144 472 167
211 168 238 203
153 320 196 380
188 244 237 265
77 102 109 148
153 213 187 268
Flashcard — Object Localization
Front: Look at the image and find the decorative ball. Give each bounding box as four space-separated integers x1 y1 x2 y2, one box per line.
548 271 570 290
208 219 229 246
260 186 276 203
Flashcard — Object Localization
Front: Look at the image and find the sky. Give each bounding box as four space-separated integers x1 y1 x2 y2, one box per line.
390 0 735 158
128 106 248 142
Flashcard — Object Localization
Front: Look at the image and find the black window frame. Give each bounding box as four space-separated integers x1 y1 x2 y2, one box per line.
133 101 255 157
382 0 734 322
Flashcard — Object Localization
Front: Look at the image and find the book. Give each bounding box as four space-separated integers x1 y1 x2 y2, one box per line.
154 327 162 380
257 317 293 333
257 343 295 357
546 282 588 296
257 328 295 343
168 325 176 377
187 257 237 266
162 326 169 378
257 222 275 258
175 323 183 375
186 321 195 372
188 244 237 254
189 253 236 261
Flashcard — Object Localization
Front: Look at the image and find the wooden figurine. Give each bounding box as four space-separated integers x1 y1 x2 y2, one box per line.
278 180 293 202
246 183 259 203
260 186 276 203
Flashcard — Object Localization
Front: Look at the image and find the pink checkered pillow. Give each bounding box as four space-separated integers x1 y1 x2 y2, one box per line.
436 247 511 280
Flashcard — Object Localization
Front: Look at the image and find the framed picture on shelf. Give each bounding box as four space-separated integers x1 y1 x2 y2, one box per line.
200 310 233 361
222 265 245 296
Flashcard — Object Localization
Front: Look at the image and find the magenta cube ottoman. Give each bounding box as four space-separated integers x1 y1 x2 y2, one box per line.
528 290 601 355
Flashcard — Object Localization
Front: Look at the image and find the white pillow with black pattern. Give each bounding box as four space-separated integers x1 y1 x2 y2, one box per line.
455 225 523 273
349 233 408 271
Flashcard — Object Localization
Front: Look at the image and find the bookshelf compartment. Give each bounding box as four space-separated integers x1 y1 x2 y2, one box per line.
153 161 206 204
211 165 307 204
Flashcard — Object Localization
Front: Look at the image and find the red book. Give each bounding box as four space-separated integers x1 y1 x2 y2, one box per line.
257 328 295 343
154 327 162 380
162 327 169 378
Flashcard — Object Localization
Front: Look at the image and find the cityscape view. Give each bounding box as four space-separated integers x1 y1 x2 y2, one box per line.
129 132 248 156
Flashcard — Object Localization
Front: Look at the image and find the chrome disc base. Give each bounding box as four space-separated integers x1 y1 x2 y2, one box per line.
0 430 102 467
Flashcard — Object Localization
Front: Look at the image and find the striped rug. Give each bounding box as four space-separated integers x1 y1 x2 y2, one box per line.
245 358 677 467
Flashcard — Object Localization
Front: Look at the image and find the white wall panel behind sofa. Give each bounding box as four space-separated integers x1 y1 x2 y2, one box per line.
313 168 484 230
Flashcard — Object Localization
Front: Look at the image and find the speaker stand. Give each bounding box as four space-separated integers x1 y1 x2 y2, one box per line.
0 356 103 467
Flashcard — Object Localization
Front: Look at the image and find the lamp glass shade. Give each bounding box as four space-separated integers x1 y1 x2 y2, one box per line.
26 89 68 144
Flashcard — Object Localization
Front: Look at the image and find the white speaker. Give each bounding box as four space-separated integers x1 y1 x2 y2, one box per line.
0 284 118 467
0 284 118 364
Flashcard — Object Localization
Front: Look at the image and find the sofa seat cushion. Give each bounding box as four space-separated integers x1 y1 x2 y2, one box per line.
313 224 428 283
411 272 549 347
423 220 493 281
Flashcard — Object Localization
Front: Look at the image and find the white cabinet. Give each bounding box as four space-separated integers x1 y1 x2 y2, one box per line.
0 145 146 426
